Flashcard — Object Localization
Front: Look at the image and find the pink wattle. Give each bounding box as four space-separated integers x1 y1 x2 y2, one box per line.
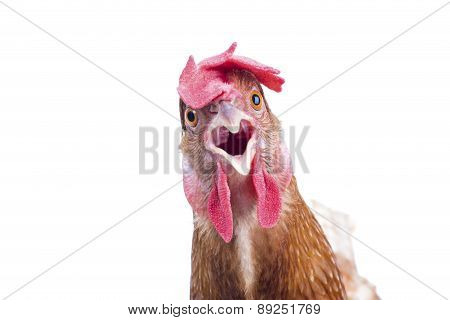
207 162 233 243
252 163 282 228
206 160 283 242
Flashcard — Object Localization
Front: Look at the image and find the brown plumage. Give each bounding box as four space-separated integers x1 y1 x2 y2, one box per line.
180 69 347 299
190 177 346 299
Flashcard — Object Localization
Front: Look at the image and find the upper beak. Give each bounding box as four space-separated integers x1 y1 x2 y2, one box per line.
206 101 257 175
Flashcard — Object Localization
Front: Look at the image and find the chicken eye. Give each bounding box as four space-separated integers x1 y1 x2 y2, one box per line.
185 108 198 127
250 91 262 111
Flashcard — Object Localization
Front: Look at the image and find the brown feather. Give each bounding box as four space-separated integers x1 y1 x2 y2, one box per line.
190 177 347 299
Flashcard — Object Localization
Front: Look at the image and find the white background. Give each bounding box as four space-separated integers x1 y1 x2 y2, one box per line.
0 0 449 312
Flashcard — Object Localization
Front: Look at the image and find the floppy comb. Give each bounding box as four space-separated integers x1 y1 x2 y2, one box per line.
177 42 285 109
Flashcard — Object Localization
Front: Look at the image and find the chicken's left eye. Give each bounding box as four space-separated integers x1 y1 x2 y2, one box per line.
250 91 262 111
185 108 198 127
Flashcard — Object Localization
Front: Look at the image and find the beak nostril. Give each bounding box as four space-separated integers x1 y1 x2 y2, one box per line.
209 104 219 113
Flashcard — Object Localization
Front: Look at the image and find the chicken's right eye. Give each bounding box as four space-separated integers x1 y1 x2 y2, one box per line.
185 108 198 127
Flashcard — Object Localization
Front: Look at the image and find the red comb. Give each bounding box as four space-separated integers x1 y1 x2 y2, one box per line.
177 43 285 109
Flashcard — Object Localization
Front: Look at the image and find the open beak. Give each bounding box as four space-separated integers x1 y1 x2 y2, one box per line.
206 101 257 175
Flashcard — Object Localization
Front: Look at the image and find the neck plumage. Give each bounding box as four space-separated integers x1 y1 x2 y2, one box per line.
190 176 347 300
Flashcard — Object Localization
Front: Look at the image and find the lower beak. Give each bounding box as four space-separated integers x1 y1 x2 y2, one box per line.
206 101 257 175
